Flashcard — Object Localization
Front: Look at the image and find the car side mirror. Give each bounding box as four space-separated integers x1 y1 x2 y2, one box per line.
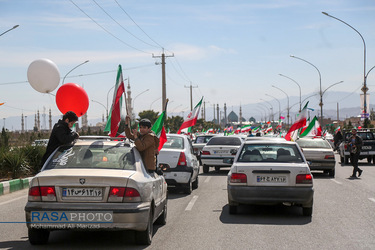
223 158 233 164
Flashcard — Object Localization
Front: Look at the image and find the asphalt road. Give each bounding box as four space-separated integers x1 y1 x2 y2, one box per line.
0 153 375 249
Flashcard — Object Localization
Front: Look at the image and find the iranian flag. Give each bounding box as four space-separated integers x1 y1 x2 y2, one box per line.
299 116 322 138
177 97 203 134
104 65 125 137
285 102 309 141
252 126 260 133
152 110 167 151
241 124 252 133
334 126 341 133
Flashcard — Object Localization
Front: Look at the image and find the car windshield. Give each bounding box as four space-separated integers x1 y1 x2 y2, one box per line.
44 143 136 170
195 136 213 144
162 136 184 149
237 144 304 163
206 137 241 146
297 139 331 149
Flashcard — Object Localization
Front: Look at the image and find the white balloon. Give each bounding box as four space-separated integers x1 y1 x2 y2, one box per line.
27 58 60 93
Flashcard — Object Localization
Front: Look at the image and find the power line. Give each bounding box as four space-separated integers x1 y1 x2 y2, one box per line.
114 0 164 49
92 0 159 49
69 0 152 54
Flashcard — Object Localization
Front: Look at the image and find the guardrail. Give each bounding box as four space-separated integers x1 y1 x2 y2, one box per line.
0 177 33 196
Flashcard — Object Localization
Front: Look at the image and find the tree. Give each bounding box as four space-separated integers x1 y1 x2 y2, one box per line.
1 127 9 148
138 110 160 124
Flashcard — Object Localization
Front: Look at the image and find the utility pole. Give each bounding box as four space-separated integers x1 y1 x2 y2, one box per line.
184 82 198 111
216 104 220 126
153 49 174 117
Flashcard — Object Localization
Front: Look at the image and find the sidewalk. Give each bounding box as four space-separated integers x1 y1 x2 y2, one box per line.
0 177 33 196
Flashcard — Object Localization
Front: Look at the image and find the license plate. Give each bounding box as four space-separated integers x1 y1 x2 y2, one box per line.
214 150 227 154
257 176 286 183
62 188 103 197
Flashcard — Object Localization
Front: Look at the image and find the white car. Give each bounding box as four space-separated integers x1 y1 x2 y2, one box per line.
158 134 199 194
227 139 314 216
200 136 243 173
25 138 167 245
192 134 217 164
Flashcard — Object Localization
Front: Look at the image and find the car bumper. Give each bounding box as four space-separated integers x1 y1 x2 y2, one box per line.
201 156 233 167
228 185 314 206
25 201 151 231
163 165 193 185
308 160 335 170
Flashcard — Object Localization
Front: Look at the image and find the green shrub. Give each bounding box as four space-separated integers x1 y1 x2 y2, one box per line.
1 148 30 179
20 145 46 175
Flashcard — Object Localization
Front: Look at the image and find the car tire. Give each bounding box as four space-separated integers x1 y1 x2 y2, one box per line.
329 169 335 177
192 176 199 189
203 165 209 173
155 203 167 225
229 205 237 215
215 166 220 172
184 180 192 194
28 229 49 245
135 209 153 245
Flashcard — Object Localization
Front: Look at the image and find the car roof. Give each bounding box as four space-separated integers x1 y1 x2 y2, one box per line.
244 139 297 145
74 139 131 147
245 136 285 141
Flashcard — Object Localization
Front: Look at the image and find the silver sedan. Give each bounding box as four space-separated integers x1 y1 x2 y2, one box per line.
25 139 167 245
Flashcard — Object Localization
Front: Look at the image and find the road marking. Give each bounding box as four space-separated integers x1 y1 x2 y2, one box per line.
369 198 375 203
331 179 342 185
204 176 211 183
185 195 198 211
0 195 27 206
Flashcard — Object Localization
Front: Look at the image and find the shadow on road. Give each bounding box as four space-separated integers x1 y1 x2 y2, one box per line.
219 204 312 225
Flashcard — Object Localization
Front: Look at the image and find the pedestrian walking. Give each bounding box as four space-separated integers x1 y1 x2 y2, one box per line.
41 111 80 165
124 115 159 173
348 128 363 178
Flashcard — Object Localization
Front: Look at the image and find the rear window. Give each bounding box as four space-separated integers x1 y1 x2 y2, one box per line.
162 136 184 149
296 139 331 149
43 143 136 170
195 136 213 144
237 144 304 163
206 137 242 146
345 132 374 140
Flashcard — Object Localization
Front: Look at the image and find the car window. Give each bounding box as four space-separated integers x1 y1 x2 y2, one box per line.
345 132 374 140
237 144 304 163
206 137 241 146
195 136 213 143
296 139 331 149
43 144 136 171
162 136 184 149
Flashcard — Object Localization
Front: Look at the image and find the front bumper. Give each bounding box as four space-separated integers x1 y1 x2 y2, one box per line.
25 201 150 231
228 185 314 206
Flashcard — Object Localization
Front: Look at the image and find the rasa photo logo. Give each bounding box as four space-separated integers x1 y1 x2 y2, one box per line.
30 211 113 229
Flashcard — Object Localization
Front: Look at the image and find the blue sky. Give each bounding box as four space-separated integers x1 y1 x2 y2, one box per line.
1 0 375 129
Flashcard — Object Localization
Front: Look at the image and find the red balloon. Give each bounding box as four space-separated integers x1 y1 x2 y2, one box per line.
56 83 89 117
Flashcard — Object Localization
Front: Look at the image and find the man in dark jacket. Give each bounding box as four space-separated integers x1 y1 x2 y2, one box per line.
41 111 79 165
348 128 363 178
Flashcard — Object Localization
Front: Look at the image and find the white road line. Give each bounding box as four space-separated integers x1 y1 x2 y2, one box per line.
368 198 375 203
331 179 342 185
204 176 211 183
0 195 27 206
185 195 198 211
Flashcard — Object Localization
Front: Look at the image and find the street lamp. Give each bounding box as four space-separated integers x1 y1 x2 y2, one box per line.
62 60 89 85
91 100 107 119
265 94 281 122
322 12 368 124
257 104 269 122
260 99 274 122
279 74 302 112
272 85 290 128
150 97 161 110
0 25 19 37
290 55 322 125
132 89 150 119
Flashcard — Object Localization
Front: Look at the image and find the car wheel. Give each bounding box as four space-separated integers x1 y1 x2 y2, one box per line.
229 205 237 215
192 175 199 189
155 203 167 225
28 229 49 245
329 169 335 177
215 166 220 172
184 180 192 194
135 209 153 245
203 165 209 173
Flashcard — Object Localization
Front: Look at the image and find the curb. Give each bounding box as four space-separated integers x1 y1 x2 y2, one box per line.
0 177 33 196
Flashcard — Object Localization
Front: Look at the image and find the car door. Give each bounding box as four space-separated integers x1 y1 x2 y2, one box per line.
187 138 199 180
